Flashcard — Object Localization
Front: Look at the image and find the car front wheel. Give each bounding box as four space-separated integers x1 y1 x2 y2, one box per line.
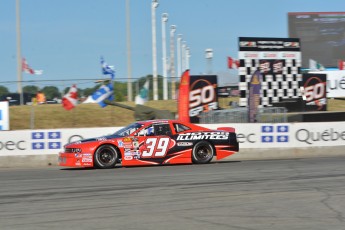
192 141 214 164
94 145 119 169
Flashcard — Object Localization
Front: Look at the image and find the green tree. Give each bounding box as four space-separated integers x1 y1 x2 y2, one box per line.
23 85 39 94
41 86 60 99
0 85 10 96
113 81 126 101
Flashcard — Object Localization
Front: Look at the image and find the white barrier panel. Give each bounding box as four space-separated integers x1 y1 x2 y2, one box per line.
204 122 345 148
0 122 345 156
0 127 117 156
0 101 9 130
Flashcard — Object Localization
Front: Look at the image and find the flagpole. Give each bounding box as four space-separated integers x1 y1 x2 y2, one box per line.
16 0 23 105
162 13 168 100
186 47 190 69
126 0 133 101
182 41 186 72
151 0 159 101
170 25 176 99
177 34 182 80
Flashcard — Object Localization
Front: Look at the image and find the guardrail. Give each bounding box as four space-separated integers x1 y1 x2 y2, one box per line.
1 121 344 167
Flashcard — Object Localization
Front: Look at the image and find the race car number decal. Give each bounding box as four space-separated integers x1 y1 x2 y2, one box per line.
141 137 170 158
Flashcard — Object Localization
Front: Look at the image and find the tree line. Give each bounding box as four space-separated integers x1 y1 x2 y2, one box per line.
0 75 177 102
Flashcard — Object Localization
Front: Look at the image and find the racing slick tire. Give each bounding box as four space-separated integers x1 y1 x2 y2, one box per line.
192 141 214 164
94 145 119 169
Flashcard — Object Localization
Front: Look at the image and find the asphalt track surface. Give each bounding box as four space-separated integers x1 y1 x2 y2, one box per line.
1 156 345 230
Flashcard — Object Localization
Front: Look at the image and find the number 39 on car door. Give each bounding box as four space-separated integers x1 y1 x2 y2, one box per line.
141 137 173 158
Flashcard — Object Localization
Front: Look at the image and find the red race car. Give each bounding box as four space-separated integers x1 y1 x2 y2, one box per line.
58 119 239 169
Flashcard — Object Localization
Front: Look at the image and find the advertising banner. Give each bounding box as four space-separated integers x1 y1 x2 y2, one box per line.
189 75 218 123
0 127 116 156
302 73 327 111
259 59 284 74
0 122 345 156
239 37 300 52
0 101 9 131
302 74 327 111
205 122 345 148
310 70 345 98
238 37 302 107
177 70 190 122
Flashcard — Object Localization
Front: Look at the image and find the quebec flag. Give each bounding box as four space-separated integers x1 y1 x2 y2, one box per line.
261 136 274 143
91 83 114 108
261 125 273 133
101 56 115 80
277 125 289 133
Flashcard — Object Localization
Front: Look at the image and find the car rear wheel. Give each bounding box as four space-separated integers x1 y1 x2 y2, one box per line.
94 145 119 169
192 141 214 164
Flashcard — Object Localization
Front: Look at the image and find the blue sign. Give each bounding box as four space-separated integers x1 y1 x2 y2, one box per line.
48 132 61 139
261 125 290 143
31 131 62 150
32 142 45 150
262 136 274 143
48 142 61 149
277 135 289 142
32 132 45 139
261 126 273 133
277 125 289 132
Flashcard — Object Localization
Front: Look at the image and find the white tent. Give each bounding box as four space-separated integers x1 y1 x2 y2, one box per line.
82 95 96 103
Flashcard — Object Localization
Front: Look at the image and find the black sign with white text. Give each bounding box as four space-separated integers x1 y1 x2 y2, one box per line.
189 75 218 123
302 73 327 111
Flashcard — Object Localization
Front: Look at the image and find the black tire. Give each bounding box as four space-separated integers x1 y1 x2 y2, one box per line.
192 141 214 164
94 145 119 169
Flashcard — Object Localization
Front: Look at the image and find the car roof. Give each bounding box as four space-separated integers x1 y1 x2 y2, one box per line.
136 119 211 131
137 119 172 125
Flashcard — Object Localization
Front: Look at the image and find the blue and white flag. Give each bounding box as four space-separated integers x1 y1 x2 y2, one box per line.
101 56 115 80
91 83 114 108
135 79 149 105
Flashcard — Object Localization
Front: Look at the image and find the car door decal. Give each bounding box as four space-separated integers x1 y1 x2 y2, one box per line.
141 137 170 158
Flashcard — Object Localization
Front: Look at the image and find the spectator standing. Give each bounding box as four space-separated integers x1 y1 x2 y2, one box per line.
36 91 46 104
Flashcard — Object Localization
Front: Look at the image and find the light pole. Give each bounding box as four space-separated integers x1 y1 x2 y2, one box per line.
126 0 133 101
177 34 182 79
186 47 191 70
170 25 176 99
151 0 159 101
205 48 213 74
161 13 168 100
16 0 23 105
182 41 186 72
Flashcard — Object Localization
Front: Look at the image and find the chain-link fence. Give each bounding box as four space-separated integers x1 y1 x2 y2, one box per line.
200 107 288 123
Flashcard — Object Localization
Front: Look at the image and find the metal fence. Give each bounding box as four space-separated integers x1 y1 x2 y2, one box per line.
199 107 288 123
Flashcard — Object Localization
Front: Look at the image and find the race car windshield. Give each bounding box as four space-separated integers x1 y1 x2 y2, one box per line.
113 123 144 137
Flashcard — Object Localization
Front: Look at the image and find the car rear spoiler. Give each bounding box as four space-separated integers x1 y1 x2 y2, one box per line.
217 127 235 133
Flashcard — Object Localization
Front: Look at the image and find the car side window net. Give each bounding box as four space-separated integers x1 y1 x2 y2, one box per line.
154 124 172 136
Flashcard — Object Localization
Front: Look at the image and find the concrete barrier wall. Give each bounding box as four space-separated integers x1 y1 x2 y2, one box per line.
1 122 344 167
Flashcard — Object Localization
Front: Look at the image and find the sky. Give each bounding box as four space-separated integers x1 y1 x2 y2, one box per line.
1 0 344 94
